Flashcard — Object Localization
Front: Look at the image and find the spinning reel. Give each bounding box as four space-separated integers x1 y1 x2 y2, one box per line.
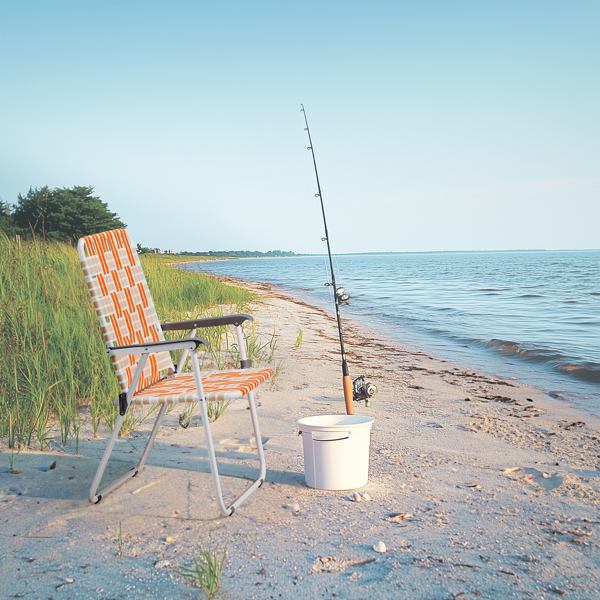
335 286 350 304
325 282 350 305
352 375 377 407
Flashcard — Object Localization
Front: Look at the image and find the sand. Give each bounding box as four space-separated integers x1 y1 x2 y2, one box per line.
1 280 599 599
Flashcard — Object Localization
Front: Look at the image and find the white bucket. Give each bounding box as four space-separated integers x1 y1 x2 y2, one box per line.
298 415 374 490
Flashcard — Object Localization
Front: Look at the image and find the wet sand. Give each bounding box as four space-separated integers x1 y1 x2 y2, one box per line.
2 280 599 599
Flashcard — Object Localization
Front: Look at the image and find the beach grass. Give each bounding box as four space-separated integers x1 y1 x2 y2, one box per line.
293 324 303 348
174 543 227 599
0 234 255 449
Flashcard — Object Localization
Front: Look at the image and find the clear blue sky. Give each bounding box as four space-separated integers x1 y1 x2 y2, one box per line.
1 0 598 253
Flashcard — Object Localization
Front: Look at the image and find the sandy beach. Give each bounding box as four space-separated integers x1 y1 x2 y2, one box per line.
2 280 599 599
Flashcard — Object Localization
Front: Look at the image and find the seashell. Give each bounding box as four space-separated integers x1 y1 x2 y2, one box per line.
292 501 300 513
373 541 387 553
361 492 372 501
352 492 362 502
542 472 550 479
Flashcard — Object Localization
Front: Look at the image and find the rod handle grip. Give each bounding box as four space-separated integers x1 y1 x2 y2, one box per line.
343 375 354 415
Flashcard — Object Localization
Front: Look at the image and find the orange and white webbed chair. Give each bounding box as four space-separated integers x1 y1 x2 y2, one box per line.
78 229 271 516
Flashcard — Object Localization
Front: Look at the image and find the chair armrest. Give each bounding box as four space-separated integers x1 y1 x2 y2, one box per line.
161 314 254 331
106 338 208 356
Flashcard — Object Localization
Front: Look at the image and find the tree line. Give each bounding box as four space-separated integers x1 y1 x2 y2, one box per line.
1 186 125 241
1 186 296 257
179 250 296 258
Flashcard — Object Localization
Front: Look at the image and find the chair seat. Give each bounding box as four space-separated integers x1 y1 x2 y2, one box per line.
124 368 273 405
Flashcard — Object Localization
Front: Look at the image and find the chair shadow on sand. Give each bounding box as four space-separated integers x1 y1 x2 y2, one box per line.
0 435 305 508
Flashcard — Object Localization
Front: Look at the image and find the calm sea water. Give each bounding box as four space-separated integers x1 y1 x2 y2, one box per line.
189 251 600 416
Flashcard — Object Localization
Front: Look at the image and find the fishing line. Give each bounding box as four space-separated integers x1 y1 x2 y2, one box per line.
299 104 378 411
302 118 334 302
300 119 345 295
300 103 354 414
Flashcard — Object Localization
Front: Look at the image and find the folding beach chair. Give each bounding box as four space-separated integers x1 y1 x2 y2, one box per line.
78 228 271 516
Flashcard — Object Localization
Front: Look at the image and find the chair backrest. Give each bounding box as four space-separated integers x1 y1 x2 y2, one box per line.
78 229 174 393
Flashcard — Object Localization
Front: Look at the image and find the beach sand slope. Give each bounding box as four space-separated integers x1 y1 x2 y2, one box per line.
2 282 599 599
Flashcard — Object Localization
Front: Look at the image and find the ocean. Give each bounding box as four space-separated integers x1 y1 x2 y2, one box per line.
188 251 600 416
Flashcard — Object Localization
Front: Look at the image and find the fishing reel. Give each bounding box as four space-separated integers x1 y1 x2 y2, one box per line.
325 283 350 304
336 286 350 304
353 375 377 407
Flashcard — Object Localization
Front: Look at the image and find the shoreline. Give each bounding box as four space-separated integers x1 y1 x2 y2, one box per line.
2 279 599 598
221 273 600 425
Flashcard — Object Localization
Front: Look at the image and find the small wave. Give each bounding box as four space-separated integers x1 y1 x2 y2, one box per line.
519 294 543 298
484 339 600 383
556 364 600 383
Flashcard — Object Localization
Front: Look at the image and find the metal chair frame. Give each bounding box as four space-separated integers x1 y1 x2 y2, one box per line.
78 230 269 516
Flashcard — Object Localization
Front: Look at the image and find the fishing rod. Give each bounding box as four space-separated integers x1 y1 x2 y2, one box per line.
301 104 376 414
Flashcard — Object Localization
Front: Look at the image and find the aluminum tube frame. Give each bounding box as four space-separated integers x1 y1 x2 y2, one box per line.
190 350 266 516
175 328 197 374
88 354 149 503
89 324 267 515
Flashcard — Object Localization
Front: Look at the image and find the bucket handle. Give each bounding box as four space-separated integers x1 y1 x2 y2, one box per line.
313 435 350 442
298 430 352 442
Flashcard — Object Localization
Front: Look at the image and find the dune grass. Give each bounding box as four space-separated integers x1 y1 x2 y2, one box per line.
174 543 227 599
0 234 255 450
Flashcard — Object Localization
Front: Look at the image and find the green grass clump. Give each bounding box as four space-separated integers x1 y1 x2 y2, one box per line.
175 544 227 599
0 234 118 448
0 234 255 448
141 254 252 323
293 324 303 348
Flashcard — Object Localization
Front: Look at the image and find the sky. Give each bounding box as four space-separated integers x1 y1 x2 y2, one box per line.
1 0 598 254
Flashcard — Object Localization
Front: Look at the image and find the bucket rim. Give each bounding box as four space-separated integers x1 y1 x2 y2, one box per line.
298 414 374 430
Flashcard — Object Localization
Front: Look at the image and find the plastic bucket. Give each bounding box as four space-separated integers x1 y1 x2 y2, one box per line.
298 415 374 490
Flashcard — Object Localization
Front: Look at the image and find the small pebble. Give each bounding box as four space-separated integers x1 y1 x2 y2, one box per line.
542 472 550 478
292 502 300 513
361 492 372 501
373 541 387 553
352 492 362 502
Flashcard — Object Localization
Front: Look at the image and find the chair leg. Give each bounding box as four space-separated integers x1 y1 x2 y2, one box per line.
135 403 168 471
89 412 127 503
190 353 267 517
197 396 231 517
227 389 266 513
88 403 168 504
